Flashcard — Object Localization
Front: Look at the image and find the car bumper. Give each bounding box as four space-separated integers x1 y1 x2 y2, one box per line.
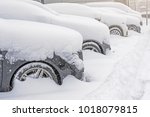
137 26 141 33
65 51 84 80
124 30 128 37
119 23 128 37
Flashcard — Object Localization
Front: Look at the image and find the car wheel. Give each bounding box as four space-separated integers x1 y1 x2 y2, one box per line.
82 41 102 53
128 25 138 32
14 62 59 84
110 27 123 36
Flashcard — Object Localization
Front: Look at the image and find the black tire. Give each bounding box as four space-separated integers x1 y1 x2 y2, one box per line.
82 41 102 53
110 27 123 36
14 62 59 84
128 25 138 32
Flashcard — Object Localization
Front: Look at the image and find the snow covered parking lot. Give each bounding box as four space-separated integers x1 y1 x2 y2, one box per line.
0 20 150 100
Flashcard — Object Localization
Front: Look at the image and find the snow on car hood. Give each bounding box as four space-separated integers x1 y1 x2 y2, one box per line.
92 7 127 26
0 19 83 63
123 15 141 26
53 14 110 44
101 7 142 20
86 2 142 24
97 7 141 26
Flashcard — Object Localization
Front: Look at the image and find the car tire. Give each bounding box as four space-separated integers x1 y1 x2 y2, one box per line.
110 26 123 36
14 62 59 84
82 41 102 53
128 25 138 32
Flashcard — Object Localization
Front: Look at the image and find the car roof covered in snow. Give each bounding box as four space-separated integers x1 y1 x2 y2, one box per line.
0 0 57 23
85 2 141 15
96 7 140 26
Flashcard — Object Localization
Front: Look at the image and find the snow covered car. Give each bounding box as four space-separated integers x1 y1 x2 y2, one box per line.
0 1 110 54
85 2 143 26
0 18 84 92
46 3 128 37
93 7 142 33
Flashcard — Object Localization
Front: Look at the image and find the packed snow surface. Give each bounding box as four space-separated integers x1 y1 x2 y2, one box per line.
0 18 83 62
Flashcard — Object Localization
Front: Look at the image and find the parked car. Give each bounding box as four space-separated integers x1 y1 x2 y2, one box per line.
85 2 143 25
93 7 142 33
46 3 128 37
0 18 84 92
0 1 110 54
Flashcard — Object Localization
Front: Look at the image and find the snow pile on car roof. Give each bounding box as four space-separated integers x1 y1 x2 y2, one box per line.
0 0 54 23
97 7 141 26
0 19 83 63
86 2 141 15
86 2 131 11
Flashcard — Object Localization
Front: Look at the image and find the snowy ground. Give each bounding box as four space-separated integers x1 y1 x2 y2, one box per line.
0 19 150 100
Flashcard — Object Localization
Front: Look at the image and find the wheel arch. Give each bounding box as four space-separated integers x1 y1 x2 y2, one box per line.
109 25 124 36
9 60 62 91
83 40 104 54
127 24 139 31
